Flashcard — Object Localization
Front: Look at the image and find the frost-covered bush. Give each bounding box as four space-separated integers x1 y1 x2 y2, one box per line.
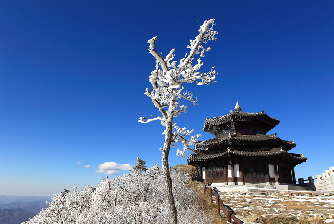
25 165 212 224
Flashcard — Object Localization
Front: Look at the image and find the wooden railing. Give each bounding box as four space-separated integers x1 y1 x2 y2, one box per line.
204 186 243 224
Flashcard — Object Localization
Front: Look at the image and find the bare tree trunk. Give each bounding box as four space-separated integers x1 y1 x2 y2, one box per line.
162 117 178 224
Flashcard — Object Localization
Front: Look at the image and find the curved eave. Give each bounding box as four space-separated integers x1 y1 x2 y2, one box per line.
187 150 307 165
195 134 296 151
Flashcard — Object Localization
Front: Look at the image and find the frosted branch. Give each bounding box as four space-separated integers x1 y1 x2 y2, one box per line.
138 116 163 124
171 124 201 158
183 19 217 66
147 36 169 73
141 19 217 158
178 89 198 105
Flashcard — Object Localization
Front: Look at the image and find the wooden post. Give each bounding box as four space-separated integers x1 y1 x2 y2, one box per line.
231 214 242 224
210 188 213 203
215 194 220 215
226 209 231 222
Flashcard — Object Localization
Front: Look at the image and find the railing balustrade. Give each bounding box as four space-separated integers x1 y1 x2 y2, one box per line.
204 186 243 224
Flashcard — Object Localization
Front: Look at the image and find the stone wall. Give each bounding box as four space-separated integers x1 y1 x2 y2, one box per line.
315 166 334 192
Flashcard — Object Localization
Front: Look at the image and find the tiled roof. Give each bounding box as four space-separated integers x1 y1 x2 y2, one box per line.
203 111 280 134
187 148 307 164
195 134 296 150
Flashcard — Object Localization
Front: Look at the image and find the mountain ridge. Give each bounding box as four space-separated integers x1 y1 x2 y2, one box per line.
0 208 35 224
0 199 50 224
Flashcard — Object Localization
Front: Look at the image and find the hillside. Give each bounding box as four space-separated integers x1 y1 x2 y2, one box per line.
24 165 214 223
0 208 35 224
0 199 50 224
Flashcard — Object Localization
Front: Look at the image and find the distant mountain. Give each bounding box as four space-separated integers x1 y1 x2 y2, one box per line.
0 208 35 224
0 201 49 214
0 198 51 224
0 196 51 205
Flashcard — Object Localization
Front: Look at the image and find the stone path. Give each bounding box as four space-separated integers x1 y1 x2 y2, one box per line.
217 190 334 223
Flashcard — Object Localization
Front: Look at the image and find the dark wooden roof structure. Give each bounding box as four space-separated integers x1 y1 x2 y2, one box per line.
195 134 296 151
204 111 280 135
204 102 280 135
188 148 306 164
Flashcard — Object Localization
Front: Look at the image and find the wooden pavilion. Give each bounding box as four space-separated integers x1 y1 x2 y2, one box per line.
187 102 307 186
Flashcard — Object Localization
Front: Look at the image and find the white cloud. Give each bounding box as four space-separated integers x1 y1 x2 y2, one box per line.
95 169 119 175
77 160 82 165
95 162 132 175
84 165 91 168
97 162 132 170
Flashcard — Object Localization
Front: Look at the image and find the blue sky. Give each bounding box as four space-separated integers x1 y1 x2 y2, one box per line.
0 1 333 196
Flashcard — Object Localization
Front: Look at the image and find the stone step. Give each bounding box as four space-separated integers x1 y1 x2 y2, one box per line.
211 183 312 192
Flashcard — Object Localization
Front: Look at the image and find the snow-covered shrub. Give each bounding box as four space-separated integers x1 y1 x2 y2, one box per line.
25 165 212 224
132 157 147 173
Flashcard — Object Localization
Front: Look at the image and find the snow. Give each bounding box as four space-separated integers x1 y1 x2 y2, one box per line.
24 165 213 223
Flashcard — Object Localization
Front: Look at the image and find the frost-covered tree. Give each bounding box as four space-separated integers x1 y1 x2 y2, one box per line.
24 165 213 223
132 157 147 172
139 19 217 224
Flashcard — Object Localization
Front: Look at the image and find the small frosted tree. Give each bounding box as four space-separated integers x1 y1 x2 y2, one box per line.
132 157 147 172
139 19 217 224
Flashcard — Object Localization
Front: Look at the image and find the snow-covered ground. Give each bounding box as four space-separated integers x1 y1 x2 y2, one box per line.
24 166 214 224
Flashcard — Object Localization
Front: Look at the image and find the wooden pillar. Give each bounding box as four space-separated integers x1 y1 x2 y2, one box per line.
239 164 244 185
278 164 282 184
230 164 235 185
223 165 227 185
205 168 208 186
198 166 202 180
274 164 279 185
292 167 296 185
265 164 270 185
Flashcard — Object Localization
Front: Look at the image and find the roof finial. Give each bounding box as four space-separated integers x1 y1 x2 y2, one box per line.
234 101 241 112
